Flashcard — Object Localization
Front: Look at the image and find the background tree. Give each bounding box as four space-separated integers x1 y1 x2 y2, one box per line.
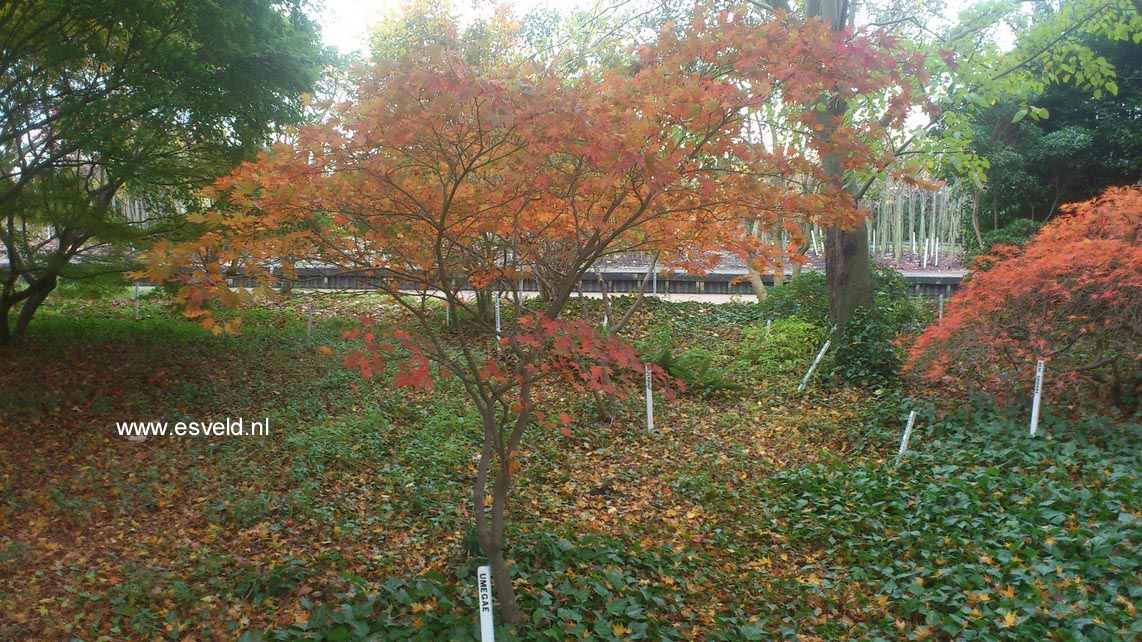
0 0 327 344
913 0 1141 251
790 0 1141 353
964 34 1140 242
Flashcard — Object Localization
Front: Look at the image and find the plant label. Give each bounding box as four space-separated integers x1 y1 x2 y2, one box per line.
798 335 832 392
896 409 917 464
645 363 654 433
494 296 501 335
477 565 494 641
1030 359 1045 436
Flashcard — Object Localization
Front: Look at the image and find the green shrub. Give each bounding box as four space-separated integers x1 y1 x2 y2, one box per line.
757 272 828 323
827 265 929 387
757 265 927 329
641 338 744 397
56 271 132 300
974 217 1043 258
829 307 901 388
870 264 929 334
734 317 825 378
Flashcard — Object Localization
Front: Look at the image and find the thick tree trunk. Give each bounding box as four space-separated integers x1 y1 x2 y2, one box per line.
825 225 872 330
809 0 873 331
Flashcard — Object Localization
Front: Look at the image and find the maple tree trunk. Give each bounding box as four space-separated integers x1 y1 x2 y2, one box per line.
472 409 521 625
486 457 518 624
747 264 768 303
0 275 57 345
0 295 13 345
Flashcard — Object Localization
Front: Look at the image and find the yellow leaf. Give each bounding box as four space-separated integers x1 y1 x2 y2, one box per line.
612 622 632 636
999 611 1018 628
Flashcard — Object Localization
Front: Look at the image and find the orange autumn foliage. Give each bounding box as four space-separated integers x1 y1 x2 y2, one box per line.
906 186 1142 414
144 6 928 337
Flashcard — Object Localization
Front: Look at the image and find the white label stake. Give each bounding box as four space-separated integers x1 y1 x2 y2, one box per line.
645 363 654 433
477 565 495 641
134 283 140 320
938 295 944 321
896 410 917 465
1030 359 1045 436
306 309 313 345
494 295 502 352
797 337 831 392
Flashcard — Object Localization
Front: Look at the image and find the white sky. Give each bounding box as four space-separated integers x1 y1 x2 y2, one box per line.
317 0 597 55
315 0 1015 62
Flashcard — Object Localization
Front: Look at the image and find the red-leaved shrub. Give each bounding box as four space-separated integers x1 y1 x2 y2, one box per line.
905 185 1141 415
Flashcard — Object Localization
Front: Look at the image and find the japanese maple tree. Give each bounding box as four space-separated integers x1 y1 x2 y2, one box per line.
148 3 925 624
906 185 1141 416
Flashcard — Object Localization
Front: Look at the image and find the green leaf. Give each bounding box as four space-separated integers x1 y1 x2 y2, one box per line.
1012 108 1028 123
